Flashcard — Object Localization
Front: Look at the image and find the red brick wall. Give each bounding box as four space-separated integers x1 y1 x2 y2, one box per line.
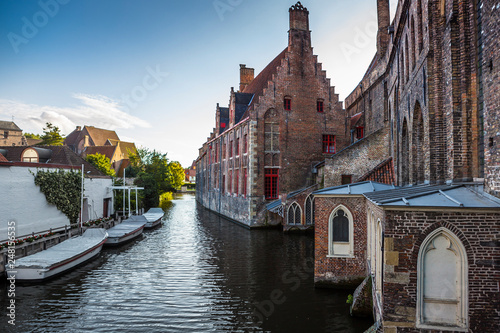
314 196 367 287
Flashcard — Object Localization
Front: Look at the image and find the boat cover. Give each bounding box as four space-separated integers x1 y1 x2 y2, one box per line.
143 208 165 222
13 228 108 269
107 220 146 238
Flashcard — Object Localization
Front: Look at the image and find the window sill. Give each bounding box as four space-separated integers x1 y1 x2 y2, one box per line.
417 324 467 332
327 254 355 259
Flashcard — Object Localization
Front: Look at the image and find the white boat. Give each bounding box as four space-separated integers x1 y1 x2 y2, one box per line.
142 208 164 229
104 219 146 246
7 228 108 282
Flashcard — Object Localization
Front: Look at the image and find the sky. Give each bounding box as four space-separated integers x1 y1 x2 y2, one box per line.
0 0 398 167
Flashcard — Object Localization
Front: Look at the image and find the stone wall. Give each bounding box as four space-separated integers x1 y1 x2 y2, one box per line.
324 127 390 187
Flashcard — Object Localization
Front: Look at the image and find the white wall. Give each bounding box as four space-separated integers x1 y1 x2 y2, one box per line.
0 165 70 241
83 177 113 221
0 165 113 241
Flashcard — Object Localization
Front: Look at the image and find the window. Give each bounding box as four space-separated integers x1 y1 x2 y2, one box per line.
356 126 364 139
21 148 38 163
229 140 233 158
317 100 324 113
215 143 218 162
244 134 248 154
305 195 314 225
284 97 291 111
328 206 354 257
341 175 352 185
3 131 8 139
322 135 336 154
243 168 248 197
221 123 226 129
287 202 301 225
236 138 240 156
235 169 239 195
417 228 468 330
264 168 279 199
222 175 225 194
228 170 232 194
223 143 226 160
265 122 280 152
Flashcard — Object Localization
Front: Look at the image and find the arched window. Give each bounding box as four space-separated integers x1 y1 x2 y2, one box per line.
412 102 425 183
287 202 301 225
305 195 314 225
328 205 354 257
375 219 383 294
417 0 424 52
405 35 410 82
411 16 416 69
401 118 410 185
417 228 468 330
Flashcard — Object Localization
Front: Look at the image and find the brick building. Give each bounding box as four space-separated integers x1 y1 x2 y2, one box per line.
313 0 500 332
196 2 346 228
0 121 27 146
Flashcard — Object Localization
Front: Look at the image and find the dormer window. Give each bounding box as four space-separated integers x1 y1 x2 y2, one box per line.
317 100 324 113
356 126 364 139
284 97 291 111
21 148 38 162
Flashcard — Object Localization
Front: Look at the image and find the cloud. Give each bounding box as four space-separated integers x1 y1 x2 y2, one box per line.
0 94 151 135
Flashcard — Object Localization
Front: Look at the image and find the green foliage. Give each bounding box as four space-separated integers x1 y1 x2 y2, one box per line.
24 132 41 139
85 152 116 176
33 169 81 223
113 178 139 212
39 122 64 146
128 147 184 208
346 294 353 304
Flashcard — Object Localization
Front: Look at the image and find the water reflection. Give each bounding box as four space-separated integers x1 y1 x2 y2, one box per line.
0 194 372 332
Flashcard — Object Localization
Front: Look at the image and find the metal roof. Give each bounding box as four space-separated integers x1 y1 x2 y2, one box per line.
363 184 500 209
313 181 396 196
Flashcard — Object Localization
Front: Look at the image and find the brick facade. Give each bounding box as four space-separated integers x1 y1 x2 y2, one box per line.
196 2 345 227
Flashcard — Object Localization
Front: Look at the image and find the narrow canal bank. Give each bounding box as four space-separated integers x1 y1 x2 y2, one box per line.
1 194 373 332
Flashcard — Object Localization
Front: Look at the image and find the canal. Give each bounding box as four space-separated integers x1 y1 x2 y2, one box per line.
1 194 373 332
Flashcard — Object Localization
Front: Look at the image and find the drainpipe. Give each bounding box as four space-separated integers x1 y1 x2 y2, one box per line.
219 139 222 214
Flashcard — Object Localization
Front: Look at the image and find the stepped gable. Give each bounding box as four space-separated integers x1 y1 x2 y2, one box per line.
242 47 287 113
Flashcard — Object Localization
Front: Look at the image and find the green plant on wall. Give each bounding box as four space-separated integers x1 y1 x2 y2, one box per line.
32 169 82 223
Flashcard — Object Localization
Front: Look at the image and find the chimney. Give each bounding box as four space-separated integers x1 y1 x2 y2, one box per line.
76 126 81 131
377 0 390 56
239 64 254 92
288 2 311 48
84 135 89 147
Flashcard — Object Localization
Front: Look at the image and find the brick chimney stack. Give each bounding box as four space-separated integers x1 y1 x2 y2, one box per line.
377 0 390 56
239 64 254 92
288 2 311 48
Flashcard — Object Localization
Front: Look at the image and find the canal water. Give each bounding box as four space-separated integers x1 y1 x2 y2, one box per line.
1 194 373 332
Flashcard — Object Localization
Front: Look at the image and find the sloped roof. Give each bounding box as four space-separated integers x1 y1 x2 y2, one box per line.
107 140 137 159
235 93 254 124
363 184 500 209
350 112 363 128
85 126 119 146
0 121 21 131
357 157 395 185
83 145 116 161
314 181 396 196
0 145 106 177
0 153 7 162
25 137 43 146
219 107 229 134
63 127 82 147
242 47 287 112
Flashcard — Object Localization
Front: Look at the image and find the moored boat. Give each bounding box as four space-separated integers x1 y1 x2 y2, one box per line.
6 228 108 282
142 208 164 229
104 219 146 246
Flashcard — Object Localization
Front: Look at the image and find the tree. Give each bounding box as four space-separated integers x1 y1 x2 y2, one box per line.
24 132 41 139
85 153 116 176
166 161 185 191
39 122 64 145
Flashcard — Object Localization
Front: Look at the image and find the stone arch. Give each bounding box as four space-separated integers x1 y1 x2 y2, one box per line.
416 227 468 330
412 101 425 183
328 205 354 257
417 0 424 52
287 202 302 225
401 117 410 185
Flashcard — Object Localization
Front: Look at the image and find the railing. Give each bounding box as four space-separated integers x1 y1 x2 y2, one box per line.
0 224 74 245
367 260 383 329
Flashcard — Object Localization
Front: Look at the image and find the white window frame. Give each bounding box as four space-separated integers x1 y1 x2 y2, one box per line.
328 205 354 258
287 202 302 225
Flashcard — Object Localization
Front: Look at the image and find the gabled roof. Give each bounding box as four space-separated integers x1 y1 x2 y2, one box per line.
0 145 106 177
63 127 82 147
242 48 287 113
357 157 395 185
85 126 119 146
219 107 229 134
363 184 500 209
83 145 116 161
107 140 137 159
313 181 396 196
350 112 363 128
26 137 43 146
0 121 21 131
234 92 254 124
